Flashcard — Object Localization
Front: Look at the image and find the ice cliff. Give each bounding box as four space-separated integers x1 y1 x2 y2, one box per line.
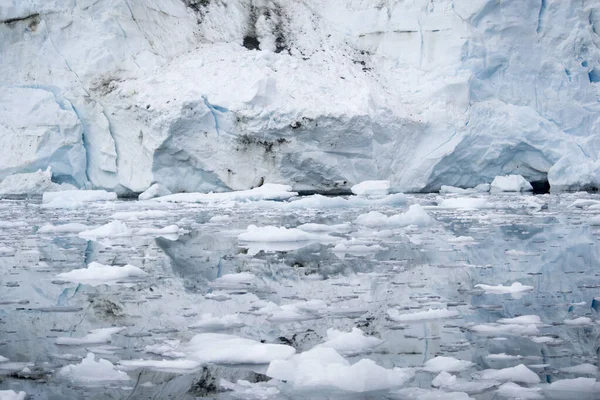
1 0 599 194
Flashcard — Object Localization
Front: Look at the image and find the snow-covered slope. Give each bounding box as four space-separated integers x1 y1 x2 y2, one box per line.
1 0 599 193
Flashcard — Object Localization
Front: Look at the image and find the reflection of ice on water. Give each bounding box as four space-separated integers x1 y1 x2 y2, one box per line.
0 193 599 398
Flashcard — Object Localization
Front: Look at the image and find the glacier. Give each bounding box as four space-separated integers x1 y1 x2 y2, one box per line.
1 0 599 194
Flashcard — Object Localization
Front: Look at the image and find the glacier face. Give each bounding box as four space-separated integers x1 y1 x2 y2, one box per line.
1 0 599 193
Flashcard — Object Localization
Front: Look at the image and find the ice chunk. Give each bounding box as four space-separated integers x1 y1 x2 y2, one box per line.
490 175 533 192
186 333 295 364
145 340 185 358
563 317 592 326
470 323 539 336
0 355 8 362
38 223 94 234
485 353 523 360
296 223 351 233
267 347 413 392
475 282 534 296
496 382 543 399
0 390 27 400
59 353 129 383
260 300 327 323
387 308 459 322
111 210 172 220
476 364 540 384
189 313 245 331
238 225 333 242
438 198 490 209
138 183 171 200
546 377 600 395
0 168 75 196
43 190 117 204
393 387 473 399
432 371 498 393
351 180 390 196
497 315 542 325
355 204 432 227
560 364 598 375
56 262 147 286
211 272 259 290
314 328 382 356
423 356 474 373
78 221 131 239
440 184 490 194
155 184 297 203
119 359 201 372
136 225 180 237
56 327 125 345
505 250 538 256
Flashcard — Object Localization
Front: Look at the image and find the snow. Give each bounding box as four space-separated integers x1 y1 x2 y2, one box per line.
0 168 75 196
38 223 93 234
155 184 297 203
0 391 26 400
476 364 540 384
267 347 413 392
78 221 131 239
423 356 473 373
351 180 390 196
387 308 458 322
355 205 432 227
185 333 295 364
475 282 534 296
490 175 533 193
189 313 245 331
56 262 147 286
314 328 382 356
58 353 129 382
138 183 171 200
56 327 124 345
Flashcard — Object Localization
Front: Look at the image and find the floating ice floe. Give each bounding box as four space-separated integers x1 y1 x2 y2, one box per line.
145 340 185 358
392 387 473 399
439 184 490 194
490 175 533 192
42 190 117 207
423 356 474 373
546 377 600 396
563 317 592 326
78 221 131 239
355 204 432 227
387 308 459 322
136 224 180 238
210 272 260 290
474 282 534 297
267 347 413 392
470 323 539 336
333 240 387 257
351 180 390 196
437 197 491 209
119 359 202 373
111 210 172 220
138 183 171 200
154 184 297 203
496 382 543 399
296 222 351 233
0 390 27 400
559 363 598 375
475 364 540 384
259 300 327 323
58 353 129 383
283 193 407 209
56 327 124 345
56 262 147 286
38 223 94 234
497 315 543 325
432 371 498 393
189 313 245 331
314 328 383 356
505 249 538 256
0 168 74 196
185 333 295 364
238 225 333 242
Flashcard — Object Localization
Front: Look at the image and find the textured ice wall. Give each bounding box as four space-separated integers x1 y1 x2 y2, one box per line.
0 0 599 193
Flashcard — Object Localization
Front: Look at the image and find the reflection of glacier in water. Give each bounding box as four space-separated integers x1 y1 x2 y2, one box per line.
0 193 599 399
